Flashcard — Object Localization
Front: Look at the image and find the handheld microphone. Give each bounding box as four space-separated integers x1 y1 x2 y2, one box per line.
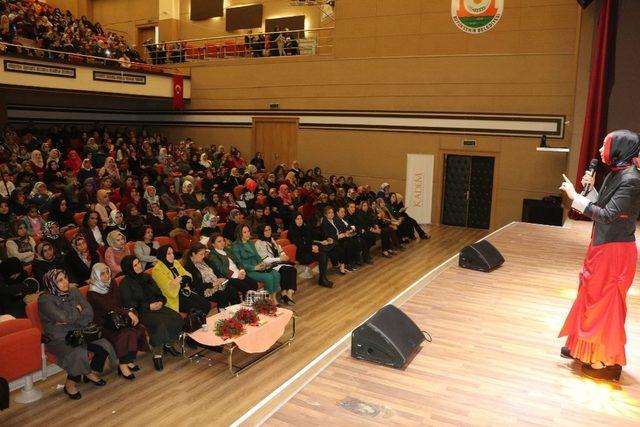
581 158 599 196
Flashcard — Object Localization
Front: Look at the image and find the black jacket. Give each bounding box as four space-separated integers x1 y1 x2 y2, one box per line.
585 165 640 246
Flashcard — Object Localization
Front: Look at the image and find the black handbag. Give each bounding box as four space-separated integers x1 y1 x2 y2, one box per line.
104 310 132 331
66 322 103 347
183 308 207 333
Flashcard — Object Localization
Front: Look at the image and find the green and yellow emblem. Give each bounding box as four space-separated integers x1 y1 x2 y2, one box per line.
451 0 504 34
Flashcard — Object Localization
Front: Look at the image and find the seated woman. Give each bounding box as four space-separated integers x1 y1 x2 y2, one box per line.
134 225 160 270
147 202 173 237
231 225 280 304
181 180 201 210
78 159 98 186
44 160 66 191
151 245 211 314
87 263 149 380
123 203 145 237
288 214 333 287
374 198 403 251
320 207 352 274
170 215 197 253
143 185 160 212
104 210 131 241
65 234 100 284
119 186 145 215
160 182 184 212
0 258 39 318
335 205 364 268
6 220 36 264
200 205 221 237
48 197 76 233
39 269 116 400
0 198 16 241
81 210 106 253
206 233 259 299
254 224 298 305
388 193 429 240
94 189 117 224
119 255 183 371
28 182 53 213
104 230 128 276
182 243 241 310
32 241 66 285
357 200 394 258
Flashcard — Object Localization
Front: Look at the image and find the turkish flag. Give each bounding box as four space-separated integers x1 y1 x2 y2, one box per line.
172 74 184 110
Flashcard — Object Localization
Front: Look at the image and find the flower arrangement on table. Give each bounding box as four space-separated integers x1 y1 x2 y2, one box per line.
252 298 278 317
215 317 245 339
233 307 260 326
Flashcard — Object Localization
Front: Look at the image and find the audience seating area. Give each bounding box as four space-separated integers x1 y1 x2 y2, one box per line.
0 123 428 404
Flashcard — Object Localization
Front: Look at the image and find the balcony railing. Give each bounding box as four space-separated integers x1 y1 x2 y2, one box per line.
141 27 334 65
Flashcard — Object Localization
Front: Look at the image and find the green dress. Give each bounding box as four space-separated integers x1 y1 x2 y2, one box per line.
231 240 280 294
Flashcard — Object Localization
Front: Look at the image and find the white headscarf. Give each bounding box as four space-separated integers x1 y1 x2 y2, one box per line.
89 263 111 295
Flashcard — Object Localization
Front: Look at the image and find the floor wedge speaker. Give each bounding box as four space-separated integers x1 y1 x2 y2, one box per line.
351 305 425 369
459 240 504 272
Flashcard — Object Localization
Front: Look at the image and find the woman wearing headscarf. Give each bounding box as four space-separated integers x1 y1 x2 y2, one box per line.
104 209 131 241
119 186 144 214
64 150 83 175
98 157 121 183
6 220 35 263
86 263 149 380
181 180 200 210
77 159 97 185
65 234 99 284
28 181 53 212
254 224 298 305
182 243 241 310
78 178 98 211
199 153 212 170
29 150 45 179
152 245 211 314
0 258 38 318
143 185 160 210
288 214 333 287
39 269 116 400
119 255 183 371
43 160 66 190
49 197 76 232
0 198 15 241
43 220 73 255
123 203 145 236
32 241 66 284
104 230 128 276
170 215 197 253
559 130 640 382
94 189 117 224
147 202 173 237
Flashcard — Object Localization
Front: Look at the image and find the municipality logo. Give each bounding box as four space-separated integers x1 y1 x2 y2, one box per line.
451 0 504 34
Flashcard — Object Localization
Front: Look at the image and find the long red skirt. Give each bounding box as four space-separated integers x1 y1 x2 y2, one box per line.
559 241 637 366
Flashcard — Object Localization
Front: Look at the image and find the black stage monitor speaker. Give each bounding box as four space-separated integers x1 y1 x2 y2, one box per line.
459 240 504 272
351 305 425 369
577 0 594 8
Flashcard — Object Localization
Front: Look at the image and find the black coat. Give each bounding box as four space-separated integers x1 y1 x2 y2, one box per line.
64 249 99 284
585 165 640 246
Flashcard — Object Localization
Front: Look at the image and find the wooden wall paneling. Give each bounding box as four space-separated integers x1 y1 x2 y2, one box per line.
190 0 224 20
252 117 299 171
226 4 263 31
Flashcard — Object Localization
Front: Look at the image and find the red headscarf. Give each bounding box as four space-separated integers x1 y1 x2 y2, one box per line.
64 150 82 174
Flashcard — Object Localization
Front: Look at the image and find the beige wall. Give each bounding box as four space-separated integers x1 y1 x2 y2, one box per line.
59 0 594 230
91 0 159 45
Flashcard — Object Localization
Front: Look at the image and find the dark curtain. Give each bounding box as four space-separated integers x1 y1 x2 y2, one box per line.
571 0 618 219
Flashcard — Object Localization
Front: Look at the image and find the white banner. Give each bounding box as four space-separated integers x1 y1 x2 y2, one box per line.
404 154 434 224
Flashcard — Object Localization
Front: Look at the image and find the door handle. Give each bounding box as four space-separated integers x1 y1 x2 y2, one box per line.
465 190 470 201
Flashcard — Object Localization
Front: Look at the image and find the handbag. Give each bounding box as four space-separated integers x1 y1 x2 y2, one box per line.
104 310 132 331
183 308 207 333
65 322 103 347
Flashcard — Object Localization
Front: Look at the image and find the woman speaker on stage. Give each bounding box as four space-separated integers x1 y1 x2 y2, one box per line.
559 130 640 381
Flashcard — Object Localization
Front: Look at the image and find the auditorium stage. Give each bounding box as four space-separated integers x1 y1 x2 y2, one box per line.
261 222 640 426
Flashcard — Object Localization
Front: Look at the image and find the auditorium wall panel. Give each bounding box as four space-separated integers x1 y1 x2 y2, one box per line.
167 0 587 228
90 0 158 43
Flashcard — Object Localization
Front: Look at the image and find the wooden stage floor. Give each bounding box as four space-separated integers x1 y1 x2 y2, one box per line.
265 222 640 426
2 224 487 426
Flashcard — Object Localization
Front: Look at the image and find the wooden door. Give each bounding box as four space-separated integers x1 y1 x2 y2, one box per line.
252 117 299 171
137 26 157 62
